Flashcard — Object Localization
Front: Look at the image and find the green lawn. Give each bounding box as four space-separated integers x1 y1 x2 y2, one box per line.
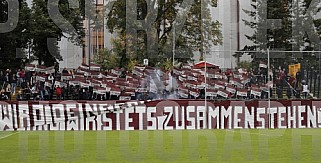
1 129 321 162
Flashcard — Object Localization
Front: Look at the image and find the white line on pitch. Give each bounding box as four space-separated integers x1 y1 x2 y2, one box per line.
226 130 275 137
0 132 20 140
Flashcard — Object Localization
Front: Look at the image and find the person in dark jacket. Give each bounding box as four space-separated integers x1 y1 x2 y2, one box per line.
38 83 44 100
44 87 50 100
296 70 301 87
11 74 17 94
286 85 292 99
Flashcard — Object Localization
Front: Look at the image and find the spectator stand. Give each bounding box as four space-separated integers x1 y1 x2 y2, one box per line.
2 61 315 101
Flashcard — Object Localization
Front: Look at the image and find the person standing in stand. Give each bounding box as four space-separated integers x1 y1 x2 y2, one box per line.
295 82 302 99
62 86 67 100
25 70 31 86
19 69 26 86
54 62 59 76
302 81 309 99
16 69 21 87
4 72 9 84
286 85 292 99
296 70 301 88
48 73 54 83
276 77 282 99
30 72 37 87
44 86 50 100
11 74 17 95
31 84 38 100
5 84 11 100
55 85 62 100
38 82 44 100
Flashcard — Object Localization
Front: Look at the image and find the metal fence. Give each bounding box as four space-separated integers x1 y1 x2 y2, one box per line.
303 68 321 98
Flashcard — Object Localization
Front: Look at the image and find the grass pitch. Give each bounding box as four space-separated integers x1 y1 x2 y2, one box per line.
1 129 321 162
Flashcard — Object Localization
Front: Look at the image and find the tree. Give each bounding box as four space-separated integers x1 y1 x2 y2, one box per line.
182 0 222 61
127 59 138 72
242 0 321 69
94 49 120 70
162 58 174 71
30 0 95 66
0 0 31 69
106 0 222 68
237 60 252 71
30 0 60 66
109 33 136 68
242 0 291 66
0 0 97 68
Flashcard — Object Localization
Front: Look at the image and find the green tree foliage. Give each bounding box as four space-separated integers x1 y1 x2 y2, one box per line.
0 0 31 69
0 0 95 68
30 0 94 66
183 0 222 61
106 0 222 68
237 60 252 71
162 58 173 71
127 59 138 72
94 49 120 70
242 0 292 62
109 33 136 68
242 0 321 69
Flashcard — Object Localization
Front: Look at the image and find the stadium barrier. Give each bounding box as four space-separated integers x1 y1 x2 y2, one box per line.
0 100 321 131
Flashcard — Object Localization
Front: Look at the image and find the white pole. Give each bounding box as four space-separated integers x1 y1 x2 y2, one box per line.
267 49 270 82
267 48 271 128
96 0 99 55
88 17 91 66
267 49 270 100
230 29 232 68
205 51 207 110
173 25 175 67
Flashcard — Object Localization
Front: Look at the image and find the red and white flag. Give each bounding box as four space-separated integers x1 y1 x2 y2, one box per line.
217 89 229 98
236 88 248 97
206 89 217 97
250 87 262 97
178 90 189 98
259 61 267 68
226 85 236 94
110 86 121 96
119 93 131 101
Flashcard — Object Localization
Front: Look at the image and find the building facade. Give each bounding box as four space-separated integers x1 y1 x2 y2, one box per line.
83 0 115 66
193 0 252 69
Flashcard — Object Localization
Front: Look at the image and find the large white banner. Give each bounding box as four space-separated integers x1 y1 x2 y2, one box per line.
1 100 321 131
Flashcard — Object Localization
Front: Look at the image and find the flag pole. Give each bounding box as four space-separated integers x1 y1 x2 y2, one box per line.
267 48 271 129
173 24 175 68
205 51 207 110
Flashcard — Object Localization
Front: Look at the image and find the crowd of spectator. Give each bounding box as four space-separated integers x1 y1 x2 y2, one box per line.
0 62 310 101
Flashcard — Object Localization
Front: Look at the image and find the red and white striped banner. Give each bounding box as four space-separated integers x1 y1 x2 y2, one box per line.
217 89 229 98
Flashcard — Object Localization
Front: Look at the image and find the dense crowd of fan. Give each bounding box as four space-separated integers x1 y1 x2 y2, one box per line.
0 62 309 101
